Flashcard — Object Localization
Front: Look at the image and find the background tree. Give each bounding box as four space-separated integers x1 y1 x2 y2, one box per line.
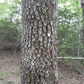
81 0 84 39
0 0 21 51
58 0 83 57
21 0 58 84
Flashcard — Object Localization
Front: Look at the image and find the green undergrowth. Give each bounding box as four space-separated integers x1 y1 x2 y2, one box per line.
59 59 84 74
0 69 20 84
0 69 20 78
58 70 65 79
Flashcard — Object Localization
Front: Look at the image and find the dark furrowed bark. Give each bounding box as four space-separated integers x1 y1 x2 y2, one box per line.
21 0 58 84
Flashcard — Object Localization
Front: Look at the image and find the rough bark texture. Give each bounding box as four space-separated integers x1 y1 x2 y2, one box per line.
21 0 58 84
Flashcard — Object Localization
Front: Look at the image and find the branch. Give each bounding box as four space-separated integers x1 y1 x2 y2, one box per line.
57 57 84 60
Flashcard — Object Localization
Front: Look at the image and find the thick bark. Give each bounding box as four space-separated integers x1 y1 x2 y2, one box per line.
21 0 58 84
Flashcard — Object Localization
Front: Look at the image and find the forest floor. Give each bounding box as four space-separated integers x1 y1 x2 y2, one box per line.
0 51 84 84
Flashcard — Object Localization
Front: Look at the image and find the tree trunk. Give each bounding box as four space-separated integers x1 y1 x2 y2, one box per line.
81 0 84 42
81 0 84 64
21 0 58 84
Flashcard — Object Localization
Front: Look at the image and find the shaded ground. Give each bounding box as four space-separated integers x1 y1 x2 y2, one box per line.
0 51 20 84
58 62 84 84
0 51 84 84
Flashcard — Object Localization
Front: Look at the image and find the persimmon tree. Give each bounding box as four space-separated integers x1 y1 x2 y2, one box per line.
21 0 58 84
